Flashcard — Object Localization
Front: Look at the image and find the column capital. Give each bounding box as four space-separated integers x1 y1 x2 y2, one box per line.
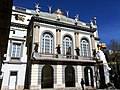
56 28 61 32
34 22 40 28
90 33 94 37
74 32 79 35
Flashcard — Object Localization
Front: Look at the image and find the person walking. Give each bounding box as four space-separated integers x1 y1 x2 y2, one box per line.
81 78 85 90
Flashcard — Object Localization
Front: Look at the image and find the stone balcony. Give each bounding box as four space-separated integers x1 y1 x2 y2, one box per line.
31 52 96 65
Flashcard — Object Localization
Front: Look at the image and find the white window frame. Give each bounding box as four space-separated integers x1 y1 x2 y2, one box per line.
63 36 73 55
81 39 90 57
11 42 22 58
41 32 53 54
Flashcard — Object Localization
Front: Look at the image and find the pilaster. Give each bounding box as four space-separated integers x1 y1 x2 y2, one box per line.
90 33 95 50
34 23 40 44
74 32 79 48
76 65 82 87
31 64 39 85
56 29 61 46
74 32 80 56
54 65 64 88
56 29 61 54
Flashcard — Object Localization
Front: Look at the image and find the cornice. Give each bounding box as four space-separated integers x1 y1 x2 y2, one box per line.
95 37 100 40
11 22 28 29
32 16 96 33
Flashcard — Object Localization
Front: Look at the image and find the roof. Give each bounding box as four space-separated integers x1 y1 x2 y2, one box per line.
13 6 97 32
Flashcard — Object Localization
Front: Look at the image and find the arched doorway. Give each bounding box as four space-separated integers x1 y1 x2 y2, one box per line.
41 65 54 88
84 66 94 87
65 65 75 87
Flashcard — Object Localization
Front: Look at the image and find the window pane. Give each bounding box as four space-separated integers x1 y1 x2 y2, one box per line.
11 43 21 58
42 33 53 53
63 36 72 55
81 39 89 57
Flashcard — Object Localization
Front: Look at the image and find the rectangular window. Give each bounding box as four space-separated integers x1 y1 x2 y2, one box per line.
11 43 21 58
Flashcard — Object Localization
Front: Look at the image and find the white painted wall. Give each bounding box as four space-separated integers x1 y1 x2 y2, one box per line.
1 6 32 89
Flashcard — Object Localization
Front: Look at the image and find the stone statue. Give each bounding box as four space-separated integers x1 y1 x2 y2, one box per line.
34 43 39 52
96 49 111 71
96 44 111 84
74 14 79 25
35 3 41 13
56 45 61 54
48 6 52 13
66 11 69 17
66 47 72 58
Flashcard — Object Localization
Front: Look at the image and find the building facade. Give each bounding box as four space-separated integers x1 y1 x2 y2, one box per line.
25 7 100 89
1 5 105 90
1 6 32 90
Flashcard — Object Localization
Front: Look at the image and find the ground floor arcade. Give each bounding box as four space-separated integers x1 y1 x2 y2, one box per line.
30 64 95 89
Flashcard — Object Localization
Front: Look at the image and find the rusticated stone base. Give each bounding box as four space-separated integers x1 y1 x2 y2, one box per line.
54 84 65 88
76 83 81 87
16 85 24 90
1 85 24 90
1 86 9 90
30 85 41 90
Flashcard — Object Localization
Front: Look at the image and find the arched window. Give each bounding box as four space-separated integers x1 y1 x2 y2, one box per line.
63 36 73 55
81 39 90 57
42 32 53 53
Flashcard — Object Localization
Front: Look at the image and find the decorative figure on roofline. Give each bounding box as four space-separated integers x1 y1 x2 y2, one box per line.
90 20 93 29
35 3 41 13
66 11 69 17
75 14 79 25
48 6 52 13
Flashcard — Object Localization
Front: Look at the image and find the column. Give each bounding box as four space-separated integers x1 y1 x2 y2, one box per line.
34 23 40 43
91 34 96 57
90 33 95 50
77 65 82 87
74 32 80 56
75 32 79 48
31 64 39 85
56 29 61 45
55 65 64 88
56 29 61 54
34 23 40 52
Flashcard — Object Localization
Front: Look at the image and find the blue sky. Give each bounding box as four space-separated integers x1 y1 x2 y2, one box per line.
13 0 120 46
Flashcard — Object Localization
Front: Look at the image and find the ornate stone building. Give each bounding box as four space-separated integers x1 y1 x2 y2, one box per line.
1 5 103 90
24 7 100 89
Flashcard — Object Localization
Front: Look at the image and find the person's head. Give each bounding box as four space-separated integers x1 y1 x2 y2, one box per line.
81 78 83 80
97 43 101 50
